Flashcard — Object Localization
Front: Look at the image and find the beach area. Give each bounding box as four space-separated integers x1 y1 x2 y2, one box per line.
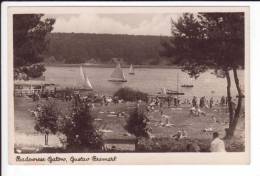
14 93 245 153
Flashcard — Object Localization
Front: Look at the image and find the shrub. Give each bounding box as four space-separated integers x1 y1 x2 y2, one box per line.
34 100 62 145
114 87 148 102
225 138 245 152
136 137 211 152
125 106 149 138
54 87 74 99
60 102 103 152
22 64 46 78
136 137 245 152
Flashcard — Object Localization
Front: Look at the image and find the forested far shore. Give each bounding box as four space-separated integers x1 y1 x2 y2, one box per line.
44 63 181 69
44 33 174 65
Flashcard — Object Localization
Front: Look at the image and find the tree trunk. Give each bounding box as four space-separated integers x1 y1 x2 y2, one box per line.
226 68 243 138
224 70 234 138
225 68 243 139
45 133 49 145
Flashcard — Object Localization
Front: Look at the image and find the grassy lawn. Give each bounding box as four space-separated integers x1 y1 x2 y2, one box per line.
14 97 245 150
93 102 244 141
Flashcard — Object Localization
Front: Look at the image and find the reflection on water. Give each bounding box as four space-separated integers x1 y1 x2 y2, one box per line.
44 66 244 98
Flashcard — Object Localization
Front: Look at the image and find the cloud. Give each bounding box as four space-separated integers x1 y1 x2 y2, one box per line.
132 14 181 36
51 13 181 36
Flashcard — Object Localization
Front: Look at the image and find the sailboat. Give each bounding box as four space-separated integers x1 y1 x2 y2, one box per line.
181 77 194 88
79 66 93 90
109 63 127 82
164 71 184 95
129 64 135 75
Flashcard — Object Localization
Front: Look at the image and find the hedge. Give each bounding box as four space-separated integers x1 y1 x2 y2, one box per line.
114 87 148 102
136 137 245 152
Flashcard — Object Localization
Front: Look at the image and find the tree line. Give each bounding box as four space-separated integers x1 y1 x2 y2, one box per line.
44 33 171 65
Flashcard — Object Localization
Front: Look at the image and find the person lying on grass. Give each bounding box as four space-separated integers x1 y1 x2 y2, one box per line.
172 129 188 140
190 106 206 117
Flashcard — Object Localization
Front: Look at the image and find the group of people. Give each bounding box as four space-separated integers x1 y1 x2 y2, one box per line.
148 95 180 110
191 96 228 109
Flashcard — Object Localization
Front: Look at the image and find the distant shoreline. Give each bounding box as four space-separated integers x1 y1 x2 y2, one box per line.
45 63 181 69
45 63 244 70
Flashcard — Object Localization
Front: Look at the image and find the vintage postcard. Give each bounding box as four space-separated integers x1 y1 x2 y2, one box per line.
6 5 250 164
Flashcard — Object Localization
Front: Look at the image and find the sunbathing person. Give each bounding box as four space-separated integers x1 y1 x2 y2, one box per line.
172 129 188 140
190 106 206 117
160 114 174 127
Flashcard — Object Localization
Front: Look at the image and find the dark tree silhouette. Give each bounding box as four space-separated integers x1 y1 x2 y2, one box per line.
125 106 149 138
13 14 55 79
160 13 244 138
60 102 103 152
34 100 61 145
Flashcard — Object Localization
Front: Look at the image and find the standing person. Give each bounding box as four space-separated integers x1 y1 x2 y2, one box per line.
192 96 197 107
159 99 163 109
177 97 180 106
103 96 107 106
65 95 68 102
200 96 205 108
167 96 171 108
32 91 36 102
173 96 178 107
155 96 160 106
36 92 40 101
210 97 214 109
220 96 225 106
210 132 226 152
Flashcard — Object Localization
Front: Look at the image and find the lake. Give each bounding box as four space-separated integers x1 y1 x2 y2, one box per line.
44 66 244 98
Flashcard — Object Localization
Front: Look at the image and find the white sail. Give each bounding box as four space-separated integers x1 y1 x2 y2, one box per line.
110 63 127 81
129 64 134 74
80 66 93 90
161 87 167 95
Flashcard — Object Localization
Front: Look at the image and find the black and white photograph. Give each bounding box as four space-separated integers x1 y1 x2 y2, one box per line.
6 6 249 164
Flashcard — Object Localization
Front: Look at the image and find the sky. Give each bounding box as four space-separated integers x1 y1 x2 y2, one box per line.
44 13 182 36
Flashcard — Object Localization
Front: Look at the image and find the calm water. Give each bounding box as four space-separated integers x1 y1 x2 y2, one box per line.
44 66 244 98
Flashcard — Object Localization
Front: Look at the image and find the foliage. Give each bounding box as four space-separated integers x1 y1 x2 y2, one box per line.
45 33 170 65
13 14 55 78
34 100 61 135
125 106 149 138
160 13 244 77
65 56 86 64
225 138 245 152
24 64 46 78
114 87 148 102
136 137 210 152
136 137 245 152
160 12 245 138
55 87 74 98
60 102 103 151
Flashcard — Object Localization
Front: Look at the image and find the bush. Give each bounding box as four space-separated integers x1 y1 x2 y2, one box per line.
136 138 211 152
22 64 46 78
114 87 148 102
34 100 62 145
54 87 74 99
136 137 245 152
60 102 103 152
125 106 149 138
225 138 245 152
